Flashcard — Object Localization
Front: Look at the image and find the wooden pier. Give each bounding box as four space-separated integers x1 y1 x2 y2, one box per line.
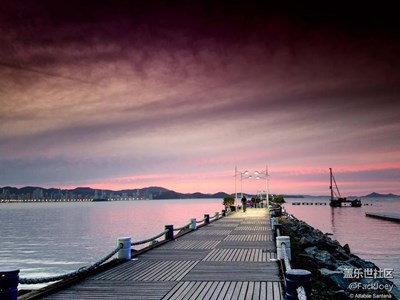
365 212 400 223
23 209 283 299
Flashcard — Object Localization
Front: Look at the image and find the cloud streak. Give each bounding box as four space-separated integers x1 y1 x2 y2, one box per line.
1 1 399 195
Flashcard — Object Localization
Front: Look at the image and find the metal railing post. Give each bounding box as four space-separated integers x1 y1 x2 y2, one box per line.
204 214 210 224
0 269 19 300
190 218 197 230
275 224 282 240
270 216 277 230
165 225 174 240
117 237 132 260
285 269 312 300
276 236 291 261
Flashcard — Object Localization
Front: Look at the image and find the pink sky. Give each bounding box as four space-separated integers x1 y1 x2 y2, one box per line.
1 1 399 196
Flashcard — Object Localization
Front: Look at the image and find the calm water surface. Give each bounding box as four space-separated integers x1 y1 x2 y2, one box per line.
0 198 223 288
1 197 399 289
283 197 400 287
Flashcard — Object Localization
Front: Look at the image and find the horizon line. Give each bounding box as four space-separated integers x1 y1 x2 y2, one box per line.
1 185 399 198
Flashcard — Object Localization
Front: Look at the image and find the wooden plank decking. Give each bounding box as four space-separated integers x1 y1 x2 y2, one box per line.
41 209 283 299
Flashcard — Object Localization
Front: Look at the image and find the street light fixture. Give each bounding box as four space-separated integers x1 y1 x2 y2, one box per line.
253 166 270 209
235 168 252 206
235 166 269 208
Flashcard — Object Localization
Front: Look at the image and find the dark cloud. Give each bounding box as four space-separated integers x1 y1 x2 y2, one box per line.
1 0 400 192
2 0 399 89
2 1 399 57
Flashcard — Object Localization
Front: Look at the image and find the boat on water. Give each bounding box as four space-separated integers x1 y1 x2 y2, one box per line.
329 168 361 207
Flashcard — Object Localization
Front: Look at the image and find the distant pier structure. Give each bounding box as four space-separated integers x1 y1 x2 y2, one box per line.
292 202 327 206
365 212 400 223
291 201 371 206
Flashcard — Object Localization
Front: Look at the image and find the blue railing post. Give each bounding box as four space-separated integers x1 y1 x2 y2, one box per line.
204 214 210 224
0 269 19 300
165 225 174 240
285 269 312 300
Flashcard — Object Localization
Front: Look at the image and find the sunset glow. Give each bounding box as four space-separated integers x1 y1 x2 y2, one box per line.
1 2 399 196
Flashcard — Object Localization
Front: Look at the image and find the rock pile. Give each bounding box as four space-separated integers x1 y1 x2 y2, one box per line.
279 212 399 300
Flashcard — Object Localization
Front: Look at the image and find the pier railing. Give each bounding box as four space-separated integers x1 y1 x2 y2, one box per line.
18 244 123 285
2 209 228 299
270 208 312 300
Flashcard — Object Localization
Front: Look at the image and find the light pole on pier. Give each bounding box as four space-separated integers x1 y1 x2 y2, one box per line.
235 165 270 209
235 167 252 206
254 165 270 209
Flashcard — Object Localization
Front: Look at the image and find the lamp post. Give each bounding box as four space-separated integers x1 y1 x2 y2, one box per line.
254 165 270 209
235 167 251 206
241 171 252 199
235 165 269 209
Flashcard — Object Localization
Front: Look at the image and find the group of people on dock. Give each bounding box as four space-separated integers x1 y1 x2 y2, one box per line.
241 196 261 212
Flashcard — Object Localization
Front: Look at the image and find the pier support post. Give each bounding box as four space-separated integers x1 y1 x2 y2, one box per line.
0 269 19 300
214 212 219 220
285 269 312 300
117 237 132 260
204 214 210 224
222 210 226 217
190 218 197 230
276 236 291 260
165 225 174 240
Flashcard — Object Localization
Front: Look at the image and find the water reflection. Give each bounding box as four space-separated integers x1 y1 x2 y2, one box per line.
284 197 400 286
0 198 224 288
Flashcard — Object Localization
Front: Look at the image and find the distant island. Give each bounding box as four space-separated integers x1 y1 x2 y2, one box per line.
0 185 398 202
363 192 399 198
0 186 230 201
281 194 304 198
301 193 399 198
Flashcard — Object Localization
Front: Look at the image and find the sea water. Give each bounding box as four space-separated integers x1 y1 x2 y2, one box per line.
0 198 224 289
283 196 400 287
1 197 399 289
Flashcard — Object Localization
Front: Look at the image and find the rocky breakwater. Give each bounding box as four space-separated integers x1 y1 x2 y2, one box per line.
278 211 399 300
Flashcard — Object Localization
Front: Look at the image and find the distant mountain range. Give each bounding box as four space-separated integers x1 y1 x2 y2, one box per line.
0 186 398 200
363 192 399 198
305 192 400 198
0 186 230 200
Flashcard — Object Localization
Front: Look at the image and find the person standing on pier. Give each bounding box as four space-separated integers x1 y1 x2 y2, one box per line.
241 195 247 212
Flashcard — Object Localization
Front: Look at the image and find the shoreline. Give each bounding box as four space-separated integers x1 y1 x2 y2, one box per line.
275 206 400 299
